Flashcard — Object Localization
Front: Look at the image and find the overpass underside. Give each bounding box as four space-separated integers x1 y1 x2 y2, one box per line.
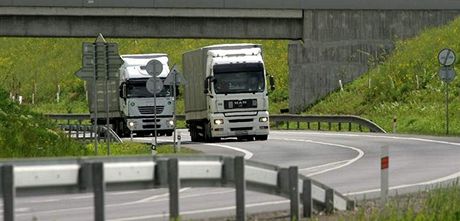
1 8 459 113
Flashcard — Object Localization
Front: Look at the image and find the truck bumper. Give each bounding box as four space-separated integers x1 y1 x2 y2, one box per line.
126 117 174 132
209 111 269 138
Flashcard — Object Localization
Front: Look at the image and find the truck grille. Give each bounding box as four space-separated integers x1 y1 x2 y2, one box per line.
138 106 164 115
229 119 253 123
230 127 253 131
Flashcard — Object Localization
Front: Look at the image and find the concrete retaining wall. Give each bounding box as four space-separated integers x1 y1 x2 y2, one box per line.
289 10 460 113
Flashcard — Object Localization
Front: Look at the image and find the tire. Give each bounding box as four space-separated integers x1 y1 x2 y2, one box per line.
204 122 212 142
255 135 268 141
190 124 199 142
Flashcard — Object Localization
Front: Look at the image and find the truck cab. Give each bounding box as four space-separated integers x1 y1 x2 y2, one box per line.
184 44 270 142
117 54 175 137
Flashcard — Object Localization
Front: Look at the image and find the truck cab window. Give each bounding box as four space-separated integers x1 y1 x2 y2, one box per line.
126 79 172 98
213 63 265 94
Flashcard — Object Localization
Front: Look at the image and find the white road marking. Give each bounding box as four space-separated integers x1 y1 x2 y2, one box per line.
108 199 290 221
299 160 350 172
274 131 460 195
115 188 190 206
0 208 31 214
203 143 254 159
272 131 460 147
15 188 234 217
275 138 364 176
345 170 460 196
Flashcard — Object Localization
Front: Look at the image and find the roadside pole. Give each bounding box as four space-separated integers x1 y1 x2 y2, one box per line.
437 48 456 135
173 71 177 152
380 145 389 207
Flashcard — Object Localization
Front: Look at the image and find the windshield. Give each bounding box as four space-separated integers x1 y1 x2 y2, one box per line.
126 79 172 98
213 63 265 94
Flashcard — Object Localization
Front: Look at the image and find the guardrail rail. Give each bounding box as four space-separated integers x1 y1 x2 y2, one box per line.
0 155 354 221
45 113 386 137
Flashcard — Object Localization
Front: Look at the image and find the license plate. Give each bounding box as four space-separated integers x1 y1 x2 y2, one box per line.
235 131 248 135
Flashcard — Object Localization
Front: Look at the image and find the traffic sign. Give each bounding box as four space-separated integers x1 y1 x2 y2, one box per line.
146 59 163 77
146 77 164 94
75 34 123 81
164 65 187 85
438 48 456 67
439 66 456 83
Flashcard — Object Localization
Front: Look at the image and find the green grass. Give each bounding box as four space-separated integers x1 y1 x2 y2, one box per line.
86 142 199 156
306 17 460 135
0 37 289 115
334 185 460 221
3 16 460 139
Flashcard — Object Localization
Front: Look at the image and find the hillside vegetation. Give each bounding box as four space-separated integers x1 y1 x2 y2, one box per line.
2 17 460 136
307 17 460 135
0 38 289 114
0 89 88 157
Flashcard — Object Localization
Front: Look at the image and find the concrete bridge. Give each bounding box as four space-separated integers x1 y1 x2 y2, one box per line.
1 0 460 112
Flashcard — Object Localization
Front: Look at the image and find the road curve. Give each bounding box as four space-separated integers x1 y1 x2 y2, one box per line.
9 130 460 220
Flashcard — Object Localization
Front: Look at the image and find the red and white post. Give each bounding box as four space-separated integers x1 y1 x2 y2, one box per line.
380 145 389 207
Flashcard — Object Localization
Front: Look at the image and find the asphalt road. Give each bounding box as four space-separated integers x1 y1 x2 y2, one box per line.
8 130 460 220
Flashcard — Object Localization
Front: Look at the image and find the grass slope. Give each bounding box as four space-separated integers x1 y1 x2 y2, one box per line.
0 38 289 114
307 17 460 135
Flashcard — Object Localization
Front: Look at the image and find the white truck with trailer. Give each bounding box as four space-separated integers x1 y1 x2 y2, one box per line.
183 44 272 142
85 54 175 137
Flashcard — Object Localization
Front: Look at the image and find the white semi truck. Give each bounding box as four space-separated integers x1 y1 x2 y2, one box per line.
84 54 175 137
183 44 272 142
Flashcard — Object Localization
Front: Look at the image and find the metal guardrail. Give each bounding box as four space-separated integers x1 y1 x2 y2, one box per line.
271 114 387 133
45 113 386 134
0 156 354 221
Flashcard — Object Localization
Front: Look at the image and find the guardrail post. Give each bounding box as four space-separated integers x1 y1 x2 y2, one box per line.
325 188 334 214
222 157 234 186
168 158 180 220
302 179 312 218
234 156 246 221
328 122 332 131
338 122 342 131
318 122 321 131
297 121 300 130
286 121 290 130
307 122 310 130
92 162 105 221
348 122 352 131
2 165 15 221
289 166 299 221
79 162 92 192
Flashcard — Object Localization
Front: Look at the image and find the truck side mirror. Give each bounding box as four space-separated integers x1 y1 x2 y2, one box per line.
204 79 209 94
204 76 214 94
269 75 276 91
120 83 127 99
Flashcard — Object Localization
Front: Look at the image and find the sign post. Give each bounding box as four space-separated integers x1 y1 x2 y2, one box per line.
164 65 187 152
75 33 123 155
438 48 456 135
146 59 164 155
380 145 389 208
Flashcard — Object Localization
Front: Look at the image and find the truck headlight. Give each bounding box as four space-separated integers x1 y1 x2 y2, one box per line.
259 117 268 122
214 119 224 125
128 121 135 130
168 120 174 126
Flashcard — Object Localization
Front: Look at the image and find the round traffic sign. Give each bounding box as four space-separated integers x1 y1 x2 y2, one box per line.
438 48 456 67
439 66 456 83
146 59 163 77
146 77 164 94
